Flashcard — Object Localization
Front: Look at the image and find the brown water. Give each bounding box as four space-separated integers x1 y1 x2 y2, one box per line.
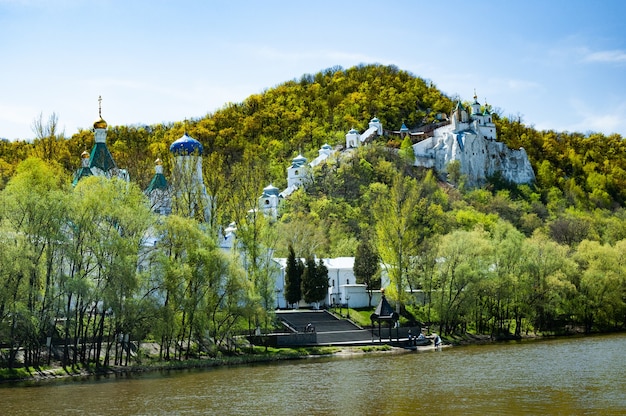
2 333 625 415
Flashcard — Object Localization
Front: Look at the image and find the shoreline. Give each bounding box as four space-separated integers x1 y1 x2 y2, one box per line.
0 330 614 386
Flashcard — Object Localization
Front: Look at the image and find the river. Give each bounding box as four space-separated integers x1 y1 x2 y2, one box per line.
1 332 625 415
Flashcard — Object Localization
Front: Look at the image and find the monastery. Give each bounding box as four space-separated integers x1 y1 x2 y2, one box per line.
260 92 535 218
411 93 535 186
74 92 536 309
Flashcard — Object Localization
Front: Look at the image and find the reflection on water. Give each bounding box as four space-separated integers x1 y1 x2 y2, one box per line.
2 333 625 415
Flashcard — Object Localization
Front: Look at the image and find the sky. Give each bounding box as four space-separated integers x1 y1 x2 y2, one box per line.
2 0 626 142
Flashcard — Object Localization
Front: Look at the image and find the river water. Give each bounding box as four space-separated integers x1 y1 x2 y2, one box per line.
2 333 625 415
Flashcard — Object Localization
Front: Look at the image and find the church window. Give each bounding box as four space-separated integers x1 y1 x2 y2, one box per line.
265 199 270 205
332 279 335 287
295 170 299 175
347 279 350 285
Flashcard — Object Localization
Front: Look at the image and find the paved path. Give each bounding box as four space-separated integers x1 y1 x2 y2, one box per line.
276 310 402 346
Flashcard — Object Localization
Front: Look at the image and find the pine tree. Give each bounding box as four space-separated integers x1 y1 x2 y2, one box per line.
284 245 302 307
302 257 329 308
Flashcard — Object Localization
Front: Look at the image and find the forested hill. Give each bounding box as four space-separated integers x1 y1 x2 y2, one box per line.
2 63 626 212
2 64 626 351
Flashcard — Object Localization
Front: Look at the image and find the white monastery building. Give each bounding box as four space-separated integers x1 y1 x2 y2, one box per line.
412 93 535 186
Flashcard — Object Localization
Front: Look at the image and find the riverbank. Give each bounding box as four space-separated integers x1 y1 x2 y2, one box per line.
1 340 442 385
0 331 577 385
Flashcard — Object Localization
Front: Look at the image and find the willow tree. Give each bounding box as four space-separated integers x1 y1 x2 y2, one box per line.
433 228 492 335
373 173 420 314
572 240 626 332
226 150 278 333
70 176 152 366
0 157 68 367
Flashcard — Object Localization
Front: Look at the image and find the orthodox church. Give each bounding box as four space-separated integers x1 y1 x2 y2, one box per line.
258 142 337 218
411 93 535 186
72 96 129 186
73 97 211 223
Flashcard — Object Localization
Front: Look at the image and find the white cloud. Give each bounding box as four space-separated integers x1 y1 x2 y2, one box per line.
583 49 626 63
560 98 626 135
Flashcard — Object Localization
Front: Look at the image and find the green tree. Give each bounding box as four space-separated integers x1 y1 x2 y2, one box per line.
374 173 420 314
433 228 492 335
353 238 380 307
301 256 329 307
572 240 626 332
0 157 68 367
284 245 303 307
399 134 415 165
71 176 152 366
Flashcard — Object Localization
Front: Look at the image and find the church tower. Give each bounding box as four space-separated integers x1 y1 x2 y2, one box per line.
145 158 171 215
73 96 128 185
287 154 309 188
169 130 211 222
89 96 127 180
259 184 281 219
345 128 360 148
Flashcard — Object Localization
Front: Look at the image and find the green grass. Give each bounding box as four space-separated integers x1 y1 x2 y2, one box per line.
360 345 392 353
0 367 32 381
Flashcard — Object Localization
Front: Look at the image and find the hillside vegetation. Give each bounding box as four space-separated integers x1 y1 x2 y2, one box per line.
1 64 626 370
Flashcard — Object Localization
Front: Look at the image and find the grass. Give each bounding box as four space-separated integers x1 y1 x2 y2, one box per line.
359 345 392 353
0 367 33 381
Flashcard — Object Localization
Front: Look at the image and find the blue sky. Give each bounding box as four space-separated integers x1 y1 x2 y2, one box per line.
2 0 626 141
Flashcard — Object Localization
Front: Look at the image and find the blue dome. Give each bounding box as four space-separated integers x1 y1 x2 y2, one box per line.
169 133 203 155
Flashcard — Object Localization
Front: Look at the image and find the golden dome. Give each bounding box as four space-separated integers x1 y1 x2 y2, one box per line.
155 158 162 165
93 117 107 130
81 150 90 158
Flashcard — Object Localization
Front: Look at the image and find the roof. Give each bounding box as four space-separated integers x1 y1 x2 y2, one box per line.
360 126 378 143
292 154 307 165
262 184 280 197
89 142 117 173
145 172 168 193
72 166 93 186
371 294 398 321
169 132 204 155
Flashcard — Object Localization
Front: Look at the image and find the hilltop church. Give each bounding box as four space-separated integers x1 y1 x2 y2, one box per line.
411 93 535 186
259 92 535 218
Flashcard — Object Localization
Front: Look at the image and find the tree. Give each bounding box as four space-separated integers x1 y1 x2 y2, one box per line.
432 228 492 335
31 112 71 170
0 157 68 367
70 176 152 366
374 173 420 314
301 256 329 308
284 245 303 307
572 240 626 332
354 238 380 307
399 134 415 165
